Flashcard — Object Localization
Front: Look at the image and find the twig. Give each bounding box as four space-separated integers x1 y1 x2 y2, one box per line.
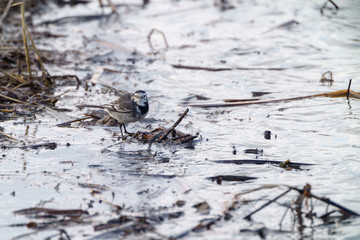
171 64 289 71
42 89 71 102
59 229 71 240
0 68 26 83
208 175 257 182
0 92 25 103
288 186 360 217
18 2 32 79
223 185 279 213
11 81 31 90
172 64 232 71
159 108 189 140
0 86 26 101
148 28 169 51
38 13 113 25
13 207 88 217
0 46 19 51
24 24 51 87
346 79 352 100
90 192 123 212
51 75 81 85
223 98 261 103
148 108 189 146
171 134 190 141
2 133 19 141
213 159 316 168
186 89 360 108
148 131 164 146
56 116 96 127
181 135 197 144
4 142 58 150
0 0 14 27
244 188 292 220
328 0 339 9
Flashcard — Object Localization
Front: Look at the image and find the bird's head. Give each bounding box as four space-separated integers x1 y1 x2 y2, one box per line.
132 90 148 107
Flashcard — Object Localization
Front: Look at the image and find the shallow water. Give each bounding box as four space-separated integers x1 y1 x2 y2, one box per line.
1 0 360 239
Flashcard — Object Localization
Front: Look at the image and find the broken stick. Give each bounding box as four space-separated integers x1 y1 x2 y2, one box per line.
148 108 189 146
244 188 292 220
289 186 360 217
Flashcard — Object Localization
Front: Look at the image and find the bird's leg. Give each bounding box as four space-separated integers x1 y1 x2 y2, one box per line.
123 124 134 136
118 123 124 138
123 124 128 134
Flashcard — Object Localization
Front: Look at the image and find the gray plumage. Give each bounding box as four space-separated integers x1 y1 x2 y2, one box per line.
77 90 149 137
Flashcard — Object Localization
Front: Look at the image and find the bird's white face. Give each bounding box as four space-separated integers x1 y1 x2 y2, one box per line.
132 90 148 106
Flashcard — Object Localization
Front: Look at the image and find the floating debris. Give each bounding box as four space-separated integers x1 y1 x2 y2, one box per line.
208 175 257 184
213 159 316 170
13 207 89 218
2 142 58 150
185 89 360 108
244 148 264 155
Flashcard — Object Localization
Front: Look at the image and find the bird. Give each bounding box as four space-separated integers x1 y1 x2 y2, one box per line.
77 90 149 138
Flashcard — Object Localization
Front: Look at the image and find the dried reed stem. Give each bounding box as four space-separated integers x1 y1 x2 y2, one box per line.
24 25 50 87
0 0 14 27
0 68 26 83
19 2 32 79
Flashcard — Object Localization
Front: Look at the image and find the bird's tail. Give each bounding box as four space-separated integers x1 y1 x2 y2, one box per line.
76 104 103 109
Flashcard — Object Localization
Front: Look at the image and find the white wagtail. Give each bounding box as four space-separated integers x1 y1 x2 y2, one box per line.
77 90 149 137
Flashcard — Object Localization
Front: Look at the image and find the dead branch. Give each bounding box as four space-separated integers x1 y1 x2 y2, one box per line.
56 116 97 127
213 159 315 168
347 79 352 100
42 89 71 102
0 92 25 103
185 89 360 108
208 175 257 183
288 186 360 217
328 0 339 9
13 207 89 217
0 0 13 29
19 3 32 79
172 64 232 71
159 108 189 140
38 13 113 25
0 68 26 83
244 188 292 220
24 22 52 87
148 108 189 146
171 64 289 71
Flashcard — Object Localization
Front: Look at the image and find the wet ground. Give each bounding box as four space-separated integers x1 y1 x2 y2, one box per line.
1 0 360 239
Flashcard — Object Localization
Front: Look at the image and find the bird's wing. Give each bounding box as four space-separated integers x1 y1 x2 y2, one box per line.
102 103 133 113
102 92 134 113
